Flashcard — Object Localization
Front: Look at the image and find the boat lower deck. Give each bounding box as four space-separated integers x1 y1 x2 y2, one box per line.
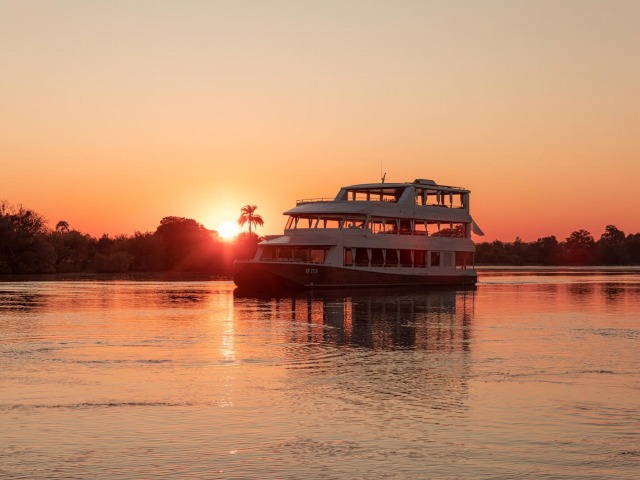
233 260 477 290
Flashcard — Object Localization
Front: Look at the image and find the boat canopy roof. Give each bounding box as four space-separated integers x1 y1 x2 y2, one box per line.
260 234 339 247
285 202 369 215
285 202 472 222
342 178 469 192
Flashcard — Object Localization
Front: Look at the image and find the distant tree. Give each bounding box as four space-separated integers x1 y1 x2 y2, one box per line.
154 216 220 271
237 205 264 235
234 232 261 260
0 201 56 273
598 225 628 265
626 233 640 264
532 236 561 265
91 251 134 273
563 230 595 265
475 240 504 265
124 231 167 271
50 230 96 272
509 237 526 265
96 234 113 255
565 229 595 250
600 225 625 245
55 220 70 233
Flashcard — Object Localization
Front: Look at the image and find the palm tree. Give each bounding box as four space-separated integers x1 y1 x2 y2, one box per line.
237 205 264 235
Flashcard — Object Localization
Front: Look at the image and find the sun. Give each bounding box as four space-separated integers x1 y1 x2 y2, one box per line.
218 220 240 240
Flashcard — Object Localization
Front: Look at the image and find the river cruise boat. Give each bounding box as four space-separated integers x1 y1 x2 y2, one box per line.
233 179 483 289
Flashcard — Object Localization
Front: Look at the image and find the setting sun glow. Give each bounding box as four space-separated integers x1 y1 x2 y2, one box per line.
218 221 240 240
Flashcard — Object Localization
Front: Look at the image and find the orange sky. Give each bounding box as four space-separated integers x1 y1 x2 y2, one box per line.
1 1 638 242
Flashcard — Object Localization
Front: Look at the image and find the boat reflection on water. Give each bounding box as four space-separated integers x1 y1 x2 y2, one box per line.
234 286 476 413
234 286 475 351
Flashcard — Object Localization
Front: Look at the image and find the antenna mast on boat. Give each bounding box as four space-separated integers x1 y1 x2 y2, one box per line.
380 160 386 183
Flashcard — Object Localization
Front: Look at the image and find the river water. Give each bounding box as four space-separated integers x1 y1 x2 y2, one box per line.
1 269 639 479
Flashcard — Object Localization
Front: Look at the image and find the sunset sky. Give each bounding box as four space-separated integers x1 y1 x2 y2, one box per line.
1 0 638 242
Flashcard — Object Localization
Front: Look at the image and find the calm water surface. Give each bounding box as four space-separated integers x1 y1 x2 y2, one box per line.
1 269 639 479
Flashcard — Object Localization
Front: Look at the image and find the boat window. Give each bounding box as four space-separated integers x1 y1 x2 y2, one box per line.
414 220 427 236
456 251 473 269
261 246 328 263
293 248 310 262
427 220 440 236
383 219 398 234
348 190 369 202
293 216 315 229
344 248 353 266
370 217 384 234
399 219 412 235
344 216 366 229
425 189 440 206
348 189 374 202
436 222 466 238
418 187 466 208
278 247 293 261
385 249 399 267
451 192 466 209
414 250 426 268
319 217 341 229
285 216 295 229
310 248 328 264
286 216 345 229
453 223 467 238
345 188 403 203
382 189 403 202
371 248 384 266
436 222 454 237
355 248 369 266
260 247 275 260
400 249 412 267
347 248 439 268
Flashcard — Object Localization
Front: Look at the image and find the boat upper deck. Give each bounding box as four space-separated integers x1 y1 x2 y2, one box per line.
291 179 470 218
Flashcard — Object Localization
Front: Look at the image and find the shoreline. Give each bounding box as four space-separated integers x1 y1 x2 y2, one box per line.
2 266 640 282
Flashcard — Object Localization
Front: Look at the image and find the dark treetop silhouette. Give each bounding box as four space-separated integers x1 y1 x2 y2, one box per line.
0 201 262 275
1 200 639 274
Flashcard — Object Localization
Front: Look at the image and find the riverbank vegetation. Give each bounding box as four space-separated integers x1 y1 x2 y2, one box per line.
2 200 639 274
475 226 640 265
0 201 260 274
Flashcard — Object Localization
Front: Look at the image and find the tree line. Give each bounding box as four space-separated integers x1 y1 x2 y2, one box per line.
475 226 640 266
0 201 262 275
2 200 640 274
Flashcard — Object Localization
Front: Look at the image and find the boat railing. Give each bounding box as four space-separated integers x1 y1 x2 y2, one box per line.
264 257 325 264
296 198 334 206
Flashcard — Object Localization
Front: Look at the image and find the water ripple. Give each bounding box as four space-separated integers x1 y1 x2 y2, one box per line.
0 401 194 411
